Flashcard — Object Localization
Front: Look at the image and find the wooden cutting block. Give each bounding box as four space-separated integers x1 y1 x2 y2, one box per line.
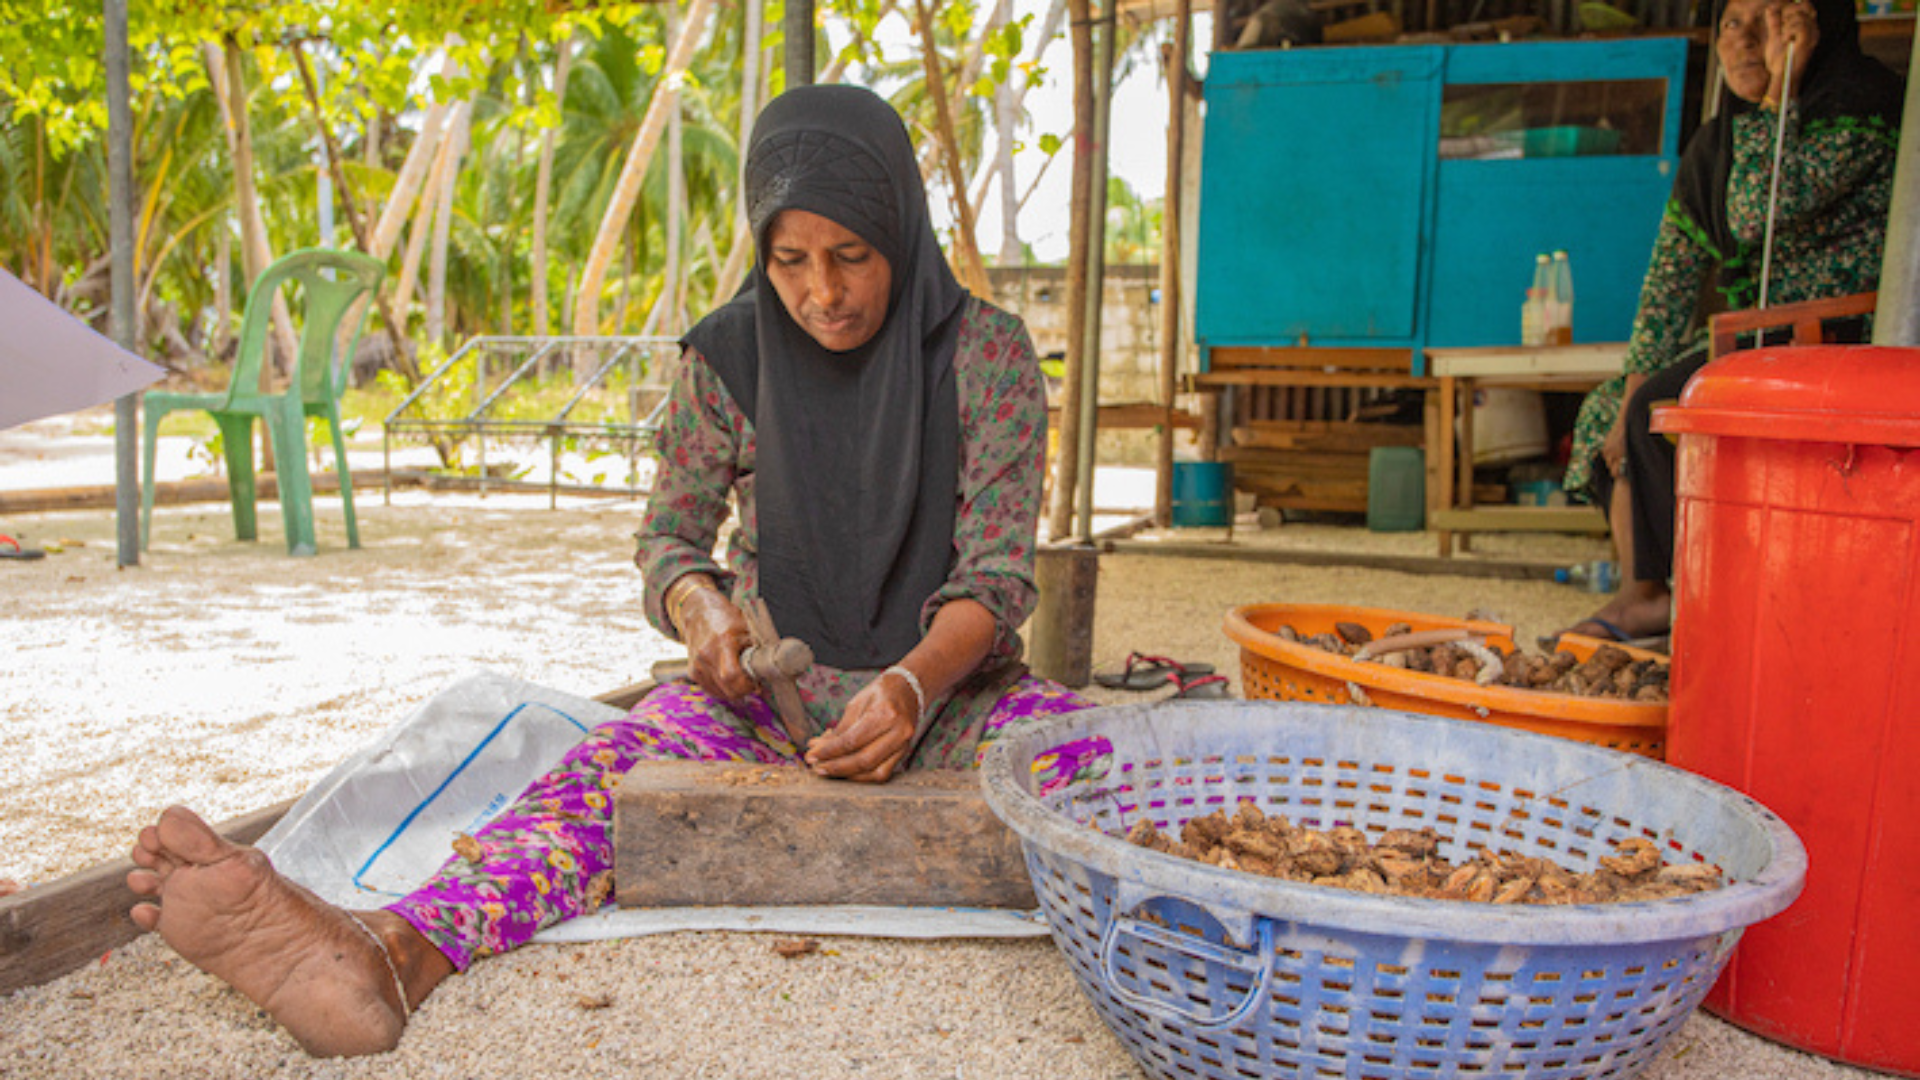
612 761 1036 909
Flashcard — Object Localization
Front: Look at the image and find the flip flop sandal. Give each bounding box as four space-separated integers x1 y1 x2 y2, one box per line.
1093 652 1216 691
0 534 45 561
1170 672 1232 700
1537 618 1634 653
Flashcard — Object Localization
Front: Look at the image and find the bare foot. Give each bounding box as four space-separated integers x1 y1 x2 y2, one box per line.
127 806 450 1057
0 879 22 898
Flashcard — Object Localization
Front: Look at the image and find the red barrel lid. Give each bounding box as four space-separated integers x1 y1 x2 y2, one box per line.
1653 345 1920 447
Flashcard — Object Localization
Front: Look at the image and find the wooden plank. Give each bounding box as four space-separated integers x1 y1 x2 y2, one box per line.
613 761 1034 909
1221 449 1372 477
1424 342 1627 379
1209 345 1414 372
0 471 393 516
0 802 290 997
0 680 654 997
1232 421 1422 453
1429 507 1608 533
1100 537 1566 581
1191 369 1436 391
1045 403 1200 431
1235 475 1371 511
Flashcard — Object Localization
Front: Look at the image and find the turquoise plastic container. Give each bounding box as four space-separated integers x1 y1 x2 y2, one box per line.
1492 125 1624 158
1366 446 1425 532
1170 462 1233 527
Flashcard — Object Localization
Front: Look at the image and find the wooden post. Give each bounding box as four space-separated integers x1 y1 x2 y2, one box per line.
1028 543 1099 688
1154 0 1193 528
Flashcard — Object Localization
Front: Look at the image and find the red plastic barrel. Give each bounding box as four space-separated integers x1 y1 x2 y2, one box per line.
1655 345 1920 1076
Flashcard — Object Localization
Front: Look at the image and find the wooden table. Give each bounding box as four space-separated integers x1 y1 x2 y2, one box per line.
1188 345 1438 513
1427 343 1627 557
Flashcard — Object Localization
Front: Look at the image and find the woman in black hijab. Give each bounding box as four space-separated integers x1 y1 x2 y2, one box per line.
1552 0 1901 646
645 83 1091 779
123 87 1094 1059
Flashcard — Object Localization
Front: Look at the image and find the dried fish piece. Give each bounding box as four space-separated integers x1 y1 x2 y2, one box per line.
772 938 819 959
1376 827 1440 858
1120 801 1714 907
1182 809 1231 850
1275 620 1667 700
451 832 484 864
1599 837 1663 877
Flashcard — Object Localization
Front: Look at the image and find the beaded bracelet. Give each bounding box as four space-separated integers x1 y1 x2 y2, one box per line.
883 664 927 721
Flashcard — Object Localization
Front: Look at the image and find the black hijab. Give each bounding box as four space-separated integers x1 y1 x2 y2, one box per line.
682 85 967 670
1677 0 1904 262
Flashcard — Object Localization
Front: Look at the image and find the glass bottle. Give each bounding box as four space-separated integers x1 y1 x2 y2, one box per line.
1523 254 1551 345
1547 250 1575 345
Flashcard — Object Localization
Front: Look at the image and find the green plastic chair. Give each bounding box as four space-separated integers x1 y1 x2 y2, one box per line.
141 248 387 556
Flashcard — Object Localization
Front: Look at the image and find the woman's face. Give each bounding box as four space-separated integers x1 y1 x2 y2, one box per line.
765 209 894 352
1718 0 1775 102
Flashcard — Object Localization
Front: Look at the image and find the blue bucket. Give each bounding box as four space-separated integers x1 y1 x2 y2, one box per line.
1171 462 1233 527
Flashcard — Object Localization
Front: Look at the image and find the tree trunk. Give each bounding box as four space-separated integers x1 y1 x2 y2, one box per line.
392 104 465 338
427 102 467 346
912 0 994 300
534 35 574 339
614 222 634 332
993 76 1021 265
214 217 231 358
711 9 769 307
665 0 686 335
571 0 716 337
291 42 418 380
207 39 298 383
971 0 1067 250
364 110 381 232
369 98 449 262
1047 0 1096 541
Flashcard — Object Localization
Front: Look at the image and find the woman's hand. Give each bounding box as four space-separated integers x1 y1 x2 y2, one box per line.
1765 0 1819 104
675 584 756 701
1602 416 1629 480
804 672 919 783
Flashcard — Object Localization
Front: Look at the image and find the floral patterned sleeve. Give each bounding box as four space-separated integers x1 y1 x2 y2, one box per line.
632 349 747 641
1622 203 1716 378
920 301 1046 662
1726 105 1898 242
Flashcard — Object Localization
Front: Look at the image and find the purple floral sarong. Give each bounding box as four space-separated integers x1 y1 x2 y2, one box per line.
388 676 1093 970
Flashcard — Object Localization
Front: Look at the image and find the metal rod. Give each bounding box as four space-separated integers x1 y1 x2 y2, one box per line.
1759 40 1795 310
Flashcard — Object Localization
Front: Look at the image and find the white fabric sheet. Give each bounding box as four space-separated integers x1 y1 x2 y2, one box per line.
0 268 165 430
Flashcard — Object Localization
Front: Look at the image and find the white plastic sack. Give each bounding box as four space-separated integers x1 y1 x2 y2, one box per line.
257 669 1046 940
258 671 622 910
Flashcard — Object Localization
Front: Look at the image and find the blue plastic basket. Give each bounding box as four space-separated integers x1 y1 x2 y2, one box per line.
980 701 1806 1080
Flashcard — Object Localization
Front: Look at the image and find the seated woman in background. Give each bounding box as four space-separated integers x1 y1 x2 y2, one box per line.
1557 0 1901 644
125 85 1092 1058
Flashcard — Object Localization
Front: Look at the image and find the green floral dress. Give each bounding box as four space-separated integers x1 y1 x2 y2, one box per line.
1565 101 1897 500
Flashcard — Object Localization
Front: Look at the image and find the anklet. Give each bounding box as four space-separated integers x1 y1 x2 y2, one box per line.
344 910 412 1022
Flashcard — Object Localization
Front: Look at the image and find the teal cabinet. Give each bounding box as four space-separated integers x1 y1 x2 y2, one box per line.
1195 38 1688 371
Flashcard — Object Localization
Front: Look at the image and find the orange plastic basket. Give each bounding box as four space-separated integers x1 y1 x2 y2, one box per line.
1223 603 1668 759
